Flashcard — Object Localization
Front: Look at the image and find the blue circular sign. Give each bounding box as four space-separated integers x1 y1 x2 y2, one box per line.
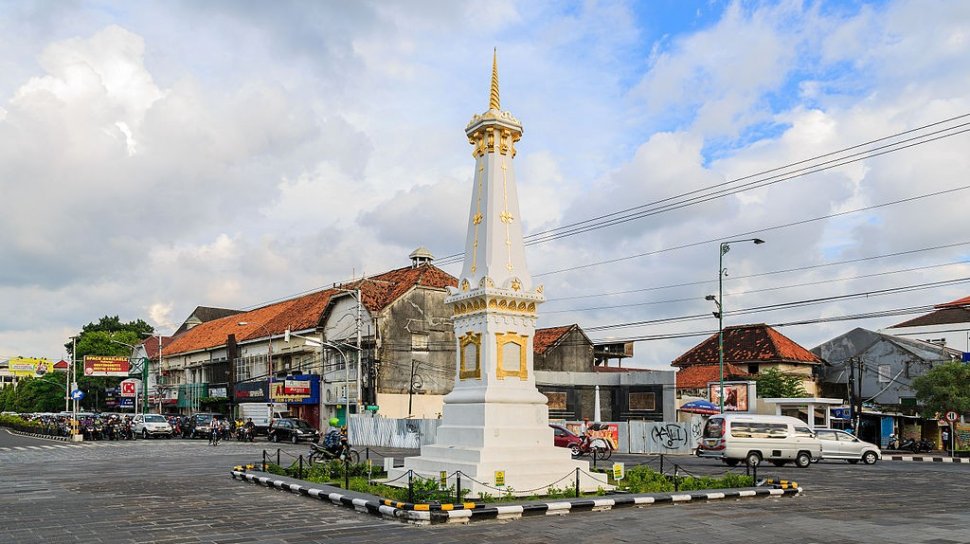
70 389 84 400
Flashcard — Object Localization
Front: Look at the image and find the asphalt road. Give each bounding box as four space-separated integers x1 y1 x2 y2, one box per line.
1 430 968 544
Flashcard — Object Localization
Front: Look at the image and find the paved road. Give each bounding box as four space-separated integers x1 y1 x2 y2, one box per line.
1 430 968 544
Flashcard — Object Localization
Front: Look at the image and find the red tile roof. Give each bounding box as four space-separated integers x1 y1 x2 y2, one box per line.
139 335 175 360
936 295 970 308
534 325 575 355
676 364 748 390
164 264 456 357
671 324 822 367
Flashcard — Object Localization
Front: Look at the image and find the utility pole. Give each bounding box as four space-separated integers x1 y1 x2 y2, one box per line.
356 287 362 414
848 357 856 431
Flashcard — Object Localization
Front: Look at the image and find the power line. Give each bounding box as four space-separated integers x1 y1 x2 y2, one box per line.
435 114 970 265
544 240 970 302
536 183 970 277
544 259 970 315
584 276 970 332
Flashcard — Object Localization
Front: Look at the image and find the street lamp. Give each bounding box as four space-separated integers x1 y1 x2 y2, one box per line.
330 286 363 414
708 238 765 413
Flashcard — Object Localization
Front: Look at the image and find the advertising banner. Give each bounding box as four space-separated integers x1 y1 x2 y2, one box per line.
284 379 311 396
84 355 130 377
708 382 751 412
564 422 620 449
269 375 319 404
8 357 54 377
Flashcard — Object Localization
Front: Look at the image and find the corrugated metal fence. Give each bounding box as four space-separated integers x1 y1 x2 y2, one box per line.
628 417 704 454
348 417 440 448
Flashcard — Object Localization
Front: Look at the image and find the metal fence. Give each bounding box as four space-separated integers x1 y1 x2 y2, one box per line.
349 417 440 448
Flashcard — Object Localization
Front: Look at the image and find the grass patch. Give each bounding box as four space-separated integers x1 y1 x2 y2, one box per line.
262 460 753 503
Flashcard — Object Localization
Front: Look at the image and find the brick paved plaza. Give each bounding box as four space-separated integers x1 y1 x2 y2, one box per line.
1 430 968 544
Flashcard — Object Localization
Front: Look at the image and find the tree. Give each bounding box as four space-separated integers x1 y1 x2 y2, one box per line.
63 315 155 411
755 367 808 398
0 373 67 413
912 362 970 418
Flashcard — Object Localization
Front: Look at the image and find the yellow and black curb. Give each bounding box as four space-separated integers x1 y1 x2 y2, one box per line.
762 478 798 490
230 469 803 525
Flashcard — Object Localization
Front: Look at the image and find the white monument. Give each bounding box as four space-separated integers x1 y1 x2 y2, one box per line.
390 52 609 497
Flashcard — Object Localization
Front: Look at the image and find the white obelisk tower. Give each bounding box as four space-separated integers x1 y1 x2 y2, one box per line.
392 52 609 497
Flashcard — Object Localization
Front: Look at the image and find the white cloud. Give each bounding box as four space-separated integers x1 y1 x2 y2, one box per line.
3 0 970 373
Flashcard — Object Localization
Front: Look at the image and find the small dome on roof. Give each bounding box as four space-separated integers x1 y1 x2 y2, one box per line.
409 247 434 267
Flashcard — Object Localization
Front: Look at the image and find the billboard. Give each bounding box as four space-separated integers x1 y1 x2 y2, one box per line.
9 357 54 377
284 379 311 396
708 382 752 412
120 379 142 398
269 375 319 404
84 355 130 377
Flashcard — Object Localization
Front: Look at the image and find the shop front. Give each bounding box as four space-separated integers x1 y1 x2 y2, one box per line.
269 374 321 429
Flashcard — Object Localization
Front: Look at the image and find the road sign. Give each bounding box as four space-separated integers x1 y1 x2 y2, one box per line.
944 411 959 423
70 389 84 401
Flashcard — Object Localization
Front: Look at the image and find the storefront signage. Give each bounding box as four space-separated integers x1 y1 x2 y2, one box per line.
269 375 319 404
284 379 310 396
83 355 130 377
233 380 268 402
209 386 228 399
707 382 752 412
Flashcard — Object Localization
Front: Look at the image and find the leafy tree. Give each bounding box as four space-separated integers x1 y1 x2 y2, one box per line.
0 373 67 412
62 315 155 411
755 367 808 398
912 361 970 418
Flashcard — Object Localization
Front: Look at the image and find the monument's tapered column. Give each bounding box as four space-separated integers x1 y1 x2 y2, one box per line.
389 52 609 497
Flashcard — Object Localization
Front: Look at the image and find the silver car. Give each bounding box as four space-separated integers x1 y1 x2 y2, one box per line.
132 414 173 439
815 429 881 464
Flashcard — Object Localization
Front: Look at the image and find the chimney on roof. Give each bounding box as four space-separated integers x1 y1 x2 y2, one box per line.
409 247 434 268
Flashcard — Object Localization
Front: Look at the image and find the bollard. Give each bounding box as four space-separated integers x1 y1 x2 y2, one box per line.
674 464 680 492
262 450 267 472
344 454 350 490
408 470 415 503
660 453 664 475
299 455 304 480
752 461 757 482
276 449 281 467
365 447 370 462
575 467 580 498
456 472 462 504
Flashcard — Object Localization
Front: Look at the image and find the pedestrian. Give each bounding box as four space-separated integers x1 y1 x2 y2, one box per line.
941 427 951 452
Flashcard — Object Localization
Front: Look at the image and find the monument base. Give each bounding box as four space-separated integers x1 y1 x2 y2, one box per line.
387 399 611 498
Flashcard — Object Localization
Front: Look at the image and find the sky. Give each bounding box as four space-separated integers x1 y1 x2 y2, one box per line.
2 0 970 369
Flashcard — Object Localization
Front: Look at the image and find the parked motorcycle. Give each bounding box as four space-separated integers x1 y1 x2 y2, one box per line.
887 434 899 450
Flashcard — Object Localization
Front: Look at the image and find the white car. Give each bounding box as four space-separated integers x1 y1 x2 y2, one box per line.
814 429 881 464
132 414 173 439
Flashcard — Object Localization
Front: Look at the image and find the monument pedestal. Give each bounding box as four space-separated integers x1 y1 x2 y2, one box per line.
389 399 610 497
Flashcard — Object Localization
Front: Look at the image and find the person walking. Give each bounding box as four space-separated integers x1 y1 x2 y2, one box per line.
941 427 951 453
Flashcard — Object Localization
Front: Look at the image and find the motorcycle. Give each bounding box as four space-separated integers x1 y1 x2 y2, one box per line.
236 426 255 442
917 438 934 453
887 434 899 450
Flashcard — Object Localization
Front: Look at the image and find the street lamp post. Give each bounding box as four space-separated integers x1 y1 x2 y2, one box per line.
330 286 364 414
707 238 765 413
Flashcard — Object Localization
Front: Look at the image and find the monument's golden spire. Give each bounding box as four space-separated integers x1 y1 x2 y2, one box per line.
489 48 500 110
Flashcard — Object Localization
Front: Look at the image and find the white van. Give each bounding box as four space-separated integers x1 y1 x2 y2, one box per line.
696 414 823 468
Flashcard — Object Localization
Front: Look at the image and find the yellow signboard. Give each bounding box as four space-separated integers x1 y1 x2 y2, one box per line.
9 357 53 377
612 462 625 481
439 470 448 488
494 470 505 487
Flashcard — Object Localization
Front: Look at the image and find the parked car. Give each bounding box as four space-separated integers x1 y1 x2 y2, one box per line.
696 413 823 468
186 413 224 439
132 414 173 439
814 428 881 465
267 418 319 444
549 424 583 455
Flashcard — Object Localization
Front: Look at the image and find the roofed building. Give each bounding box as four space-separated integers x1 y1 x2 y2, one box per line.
672 323 823 397
881 296 970 355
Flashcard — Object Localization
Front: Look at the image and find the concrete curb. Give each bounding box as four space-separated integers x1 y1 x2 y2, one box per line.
229 470 802 525
5 429 71 442
888 455 970 463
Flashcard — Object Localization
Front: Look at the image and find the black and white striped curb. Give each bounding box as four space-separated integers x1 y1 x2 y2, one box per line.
889 455 970 463
230 470 802 525
4 429 71 442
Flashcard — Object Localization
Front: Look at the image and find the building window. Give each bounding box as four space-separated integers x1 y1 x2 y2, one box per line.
748 363 759 374
877 364 892 383
411 334 429 352
629 391 656 411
